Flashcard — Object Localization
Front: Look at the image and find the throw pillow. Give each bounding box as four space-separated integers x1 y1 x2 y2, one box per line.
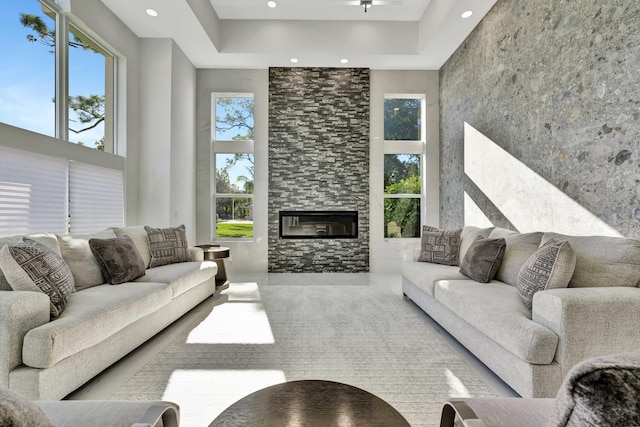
89 235 146 285
0 239 75 318
0 386 55 427
516 239 576 309
57 230 117 291
417 226 462 266
549 353 640 427
145 225 190 268
459 236 506 283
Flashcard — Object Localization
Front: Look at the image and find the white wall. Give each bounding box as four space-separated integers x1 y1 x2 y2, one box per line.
170 42 198 239
369 70 440 273
138 39 198 242
196 69 269 273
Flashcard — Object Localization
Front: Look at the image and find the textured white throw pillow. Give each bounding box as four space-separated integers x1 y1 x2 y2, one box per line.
57 230 116 290
517 239 576 309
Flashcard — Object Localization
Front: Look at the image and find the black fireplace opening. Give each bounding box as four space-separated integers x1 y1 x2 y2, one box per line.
279 211 358 239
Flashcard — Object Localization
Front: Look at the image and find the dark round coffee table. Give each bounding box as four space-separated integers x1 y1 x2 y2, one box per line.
210 380 410 427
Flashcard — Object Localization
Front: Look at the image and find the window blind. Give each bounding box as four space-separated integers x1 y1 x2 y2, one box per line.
69 161 124 234
0 146 68 237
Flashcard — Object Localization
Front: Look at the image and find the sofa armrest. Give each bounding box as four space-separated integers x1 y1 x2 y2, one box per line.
189 246 204 262
0 291 50 387
532 287 640 377
36 400 180 427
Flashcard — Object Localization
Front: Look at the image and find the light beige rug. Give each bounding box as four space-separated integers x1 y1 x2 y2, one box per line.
111 274 496 426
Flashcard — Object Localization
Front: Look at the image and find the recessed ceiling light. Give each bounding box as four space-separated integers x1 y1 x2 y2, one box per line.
290 58 299 63
267 1 277 8
461 10 473 19
146 8 158 17
340 58 349 64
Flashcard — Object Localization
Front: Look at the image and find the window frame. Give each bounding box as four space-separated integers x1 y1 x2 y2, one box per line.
3 0 117 152
211 92 255 242
383 93 426 240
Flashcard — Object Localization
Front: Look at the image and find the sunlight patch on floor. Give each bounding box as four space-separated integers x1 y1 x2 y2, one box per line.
187 301 275 344
223 281 261 301
162 369 287 426
445 368 472 398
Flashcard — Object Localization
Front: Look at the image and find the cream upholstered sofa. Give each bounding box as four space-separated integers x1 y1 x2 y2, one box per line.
402 226 640 398
0 226 217 400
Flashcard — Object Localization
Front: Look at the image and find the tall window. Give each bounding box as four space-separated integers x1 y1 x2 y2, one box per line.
383 94 425 239
212 93 255 240
0 0 115 152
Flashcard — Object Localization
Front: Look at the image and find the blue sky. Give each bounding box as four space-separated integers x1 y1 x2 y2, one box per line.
0 0 105 147
214 97 255 191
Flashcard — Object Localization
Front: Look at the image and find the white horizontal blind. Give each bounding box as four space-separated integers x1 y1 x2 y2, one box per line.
0 146 68 237
69 161 124 234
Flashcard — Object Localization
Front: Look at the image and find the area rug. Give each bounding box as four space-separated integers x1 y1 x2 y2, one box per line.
110 274 496 426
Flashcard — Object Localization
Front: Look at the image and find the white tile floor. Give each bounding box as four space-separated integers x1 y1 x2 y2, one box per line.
67 273 518 402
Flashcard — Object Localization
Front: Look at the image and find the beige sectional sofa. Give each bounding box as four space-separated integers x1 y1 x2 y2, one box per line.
0 226 217 400
402 226 640 398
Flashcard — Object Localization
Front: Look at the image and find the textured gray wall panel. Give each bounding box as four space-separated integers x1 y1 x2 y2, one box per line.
440 0 640 237
268 68 370 272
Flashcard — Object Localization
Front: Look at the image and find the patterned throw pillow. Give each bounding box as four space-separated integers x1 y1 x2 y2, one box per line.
0 239 75 318
516 239 576 309
145 225 190 268
417 226 462 266
550 353 640 427
89 235 146 285
459 236 506 283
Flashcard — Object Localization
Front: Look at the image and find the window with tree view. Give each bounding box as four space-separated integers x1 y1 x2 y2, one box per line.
0 0 114 151
212 94 255 240
383 95 425 239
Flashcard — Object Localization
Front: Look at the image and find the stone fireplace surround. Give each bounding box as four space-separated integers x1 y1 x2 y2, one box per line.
268 67 370 273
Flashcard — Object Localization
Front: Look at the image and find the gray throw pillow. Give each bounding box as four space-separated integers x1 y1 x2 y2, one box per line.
517 239 576 309
145 225 190 268
89 235 146 285
0 386 54 427
459 236 506 283
0 239 75 318
417 226 462 266
549 353 640 427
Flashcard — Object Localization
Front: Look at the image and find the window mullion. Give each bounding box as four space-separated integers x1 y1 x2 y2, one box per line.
55 12 69 141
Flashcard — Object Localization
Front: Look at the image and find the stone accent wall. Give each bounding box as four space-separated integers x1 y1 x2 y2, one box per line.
268 68 370 272
440 1 640 237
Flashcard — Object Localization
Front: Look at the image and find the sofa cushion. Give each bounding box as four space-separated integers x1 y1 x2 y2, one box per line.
145 225 190 268
401 261 469 297
417 227 462 266
459 226 495 262
111 226 152 268
57 230 117 291
0 385 54 427
517 239 576 309
459 236 506 283
22 281 171 368
89 235 146 285
434 280 559 364
0 239 75 318
488 228 543 286
0 233 60 292
541 232 640 288
550 353 640 427
135 261 217 298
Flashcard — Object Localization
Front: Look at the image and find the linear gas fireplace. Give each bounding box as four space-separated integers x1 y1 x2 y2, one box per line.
279 211 358 239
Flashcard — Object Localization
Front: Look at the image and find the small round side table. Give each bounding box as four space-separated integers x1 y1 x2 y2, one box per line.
197 245 230 291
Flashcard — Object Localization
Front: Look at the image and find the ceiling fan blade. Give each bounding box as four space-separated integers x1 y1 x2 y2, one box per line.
372 0 402 5
340 1 362 4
